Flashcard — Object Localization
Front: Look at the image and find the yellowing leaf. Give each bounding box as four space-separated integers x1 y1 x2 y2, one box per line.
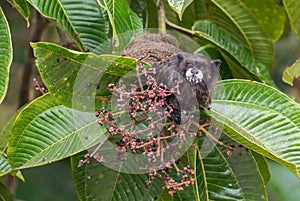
282 58 300 86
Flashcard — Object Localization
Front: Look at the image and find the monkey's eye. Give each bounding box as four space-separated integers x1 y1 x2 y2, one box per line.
187 63 193 68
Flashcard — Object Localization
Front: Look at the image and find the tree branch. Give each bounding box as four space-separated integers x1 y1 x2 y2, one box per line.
18 9 48 108
157 0 166 34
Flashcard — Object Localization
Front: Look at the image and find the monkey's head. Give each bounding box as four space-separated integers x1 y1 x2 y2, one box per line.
167 52 221 90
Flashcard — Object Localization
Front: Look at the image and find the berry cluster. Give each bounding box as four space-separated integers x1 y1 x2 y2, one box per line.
77 58 228 196
147 163 195 196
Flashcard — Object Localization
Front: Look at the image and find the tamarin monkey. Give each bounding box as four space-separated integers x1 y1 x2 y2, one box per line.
121 33 221 124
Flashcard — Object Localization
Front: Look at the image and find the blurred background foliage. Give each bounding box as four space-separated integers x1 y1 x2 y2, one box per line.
1 0 300 200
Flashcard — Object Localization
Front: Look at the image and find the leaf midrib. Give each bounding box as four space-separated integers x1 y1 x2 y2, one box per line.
20 107 99 168
210 0 252 53
212 99 300 130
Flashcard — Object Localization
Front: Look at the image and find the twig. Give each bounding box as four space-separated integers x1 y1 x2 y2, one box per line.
33 78 47 94
165 18 195 36
136 60 144 92
192 121 230 149
90 135 110 157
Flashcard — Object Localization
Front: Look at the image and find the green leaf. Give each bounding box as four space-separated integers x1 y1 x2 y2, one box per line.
210 79 300 177
6 0 31 26
129 0 147 23
284 0 300 41
0 182 13 201
155 150 198 201
167 0 193 20
241 0 285 43
7 94 105 169
0 154 24 181
207 0 274 69
252 152 270 184
98 0 143 49
71 151 163 201
0 8 12 104
282 58 300 86
31 42 138 109
165 0 207 29
28 0 109 53
196 134 267 200
0 113 18 152
192 20 275 86
157 134 267 200
0 154 11 177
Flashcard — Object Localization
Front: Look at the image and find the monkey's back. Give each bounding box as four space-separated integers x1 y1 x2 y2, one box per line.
120 33 181 66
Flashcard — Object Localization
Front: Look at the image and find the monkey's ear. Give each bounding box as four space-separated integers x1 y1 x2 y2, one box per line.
175 53 184 63
167 52 184 68
211 59 221 69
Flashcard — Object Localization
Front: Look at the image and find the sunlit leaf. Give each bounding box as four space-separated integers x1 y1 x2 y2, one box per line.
6 0 31 26
207 0 274 69
98 0 143 49
0 154 11 177
31 42 139 110
7 94 105 169
165 0 207 29
211 79 300 177
167 0 193 20
0 8 12 104
28 0 109 53
282 58 300 86
284 0 300 41
241 0 285 43
0 154 24 181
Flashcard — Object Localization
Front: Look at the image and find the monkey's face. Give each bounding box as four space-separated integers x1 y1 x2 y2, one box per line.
167 52 220 89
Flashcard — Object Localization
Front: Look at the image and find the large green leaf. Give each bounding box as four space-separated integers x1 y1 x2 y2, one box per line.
0 154 24 181
71 151 163 201
192 20 275 86
6 0 31 26
0 154 11 177
252 151 270 184
165 0 207 29
241 0 285 43
7 94 105 169
157 134 267 201
0 113 18 152
166 0 193 20
0 8 12 104
207 0 274 69
210 79 300 177
0 182 13 201
284 0 300 41
98 0 143 49
28 0 109 53
31 42 138 110
282 58 300 86
71 137 267 200
196 135 267 200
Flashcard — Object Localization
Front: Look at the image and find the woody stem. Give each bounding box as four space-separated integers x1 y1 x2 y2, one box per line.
157 0 166 34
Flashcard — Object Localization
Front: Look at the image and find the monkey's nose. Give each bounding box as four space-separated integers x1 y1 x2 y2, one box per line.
191 68 198 74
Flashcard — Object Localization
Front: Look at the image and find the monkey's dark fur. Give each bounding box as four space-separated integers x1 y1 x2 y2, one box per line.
121 33 220 124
